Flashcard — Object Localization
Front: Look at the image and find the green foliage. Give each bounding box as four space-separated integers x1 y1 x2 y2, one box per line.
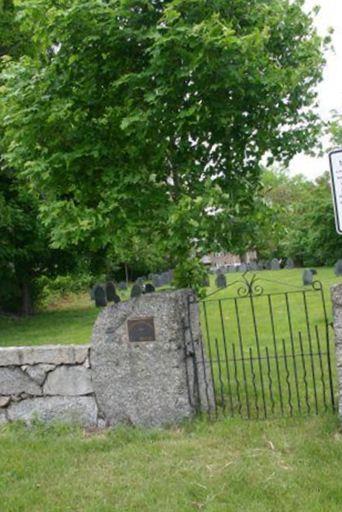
0 2 86 314
249 168 342 266
0 0 327 287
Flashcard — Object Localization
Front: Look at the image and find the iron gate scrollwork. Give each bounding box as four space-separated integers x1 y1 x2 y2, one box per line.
190 272 336 420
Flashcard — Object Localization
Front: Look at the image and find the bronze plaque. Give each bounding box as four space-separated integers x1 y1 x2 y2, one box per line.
127 317 156 342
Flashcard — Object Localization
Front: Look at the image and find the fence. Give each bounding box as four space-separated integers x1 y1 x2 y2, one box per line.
189 273 336 419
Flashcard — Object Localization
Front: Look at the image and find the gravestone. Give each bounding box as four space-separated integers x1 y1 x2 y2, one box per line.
131 283 142 298
285 258 294 270
144 283 155 294
249 261 258 271
215 273 227 289
90 290 213 427
136 277 144 287
105 282 116 302
118 281 127 290
335 260 342 276
303 269 314 286
271 258 280 270
152 274 161 288
94 285 107 307
202 275 210 287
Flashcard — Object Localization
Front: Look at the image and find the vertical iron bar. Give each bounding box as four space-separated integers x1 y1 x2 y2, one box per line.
302 292 318 414
181 318 194 411
202 301 218 418
198 304 212 417
234 298 250 418
232 343 242 416
249 295 267 418
285 293 301 413
214 337 226 413
218 300 234 415
315 324 328 412
187 297 202 414
249 347 259 419
267 295 284 416
265 347 275 415
282 338 293 416
299 331 311 414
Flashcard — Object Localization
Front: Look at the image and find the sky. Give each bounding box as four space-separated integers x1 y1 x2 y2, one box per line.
288 0 342 180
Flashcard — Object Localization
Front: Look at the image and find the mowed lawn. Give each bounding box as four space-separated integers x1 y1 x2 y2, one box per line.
1 415 342 512
0 267 341 348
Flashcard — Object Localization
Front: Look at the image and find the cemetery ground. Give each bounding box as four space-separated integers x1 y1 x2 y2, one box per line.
1 267 342 510
1 414 342 511
0 266 341 347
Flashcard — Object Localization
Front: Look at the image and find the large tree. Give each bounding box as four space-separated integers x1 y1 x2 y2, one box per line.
0 0 328 287
0 1 81 314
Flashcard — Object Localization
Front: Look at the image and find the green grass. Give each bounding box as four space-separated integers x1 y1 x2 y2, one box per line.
1 267 341 348
1 415 342 511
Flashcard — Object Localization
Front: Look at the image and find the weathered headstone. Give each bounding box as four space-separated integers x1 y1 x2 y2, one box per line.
215 273 227 289
335 260 342 276
94 285 107 307
285 258 294 269
131 283 142 298
136 277 144 287
303 269 314 286
144 283 155 294
90 290 214 427
271 258 280 270
105 282 116 302
249 261 258 271
152 274 161 288
202 275 210 287
118 281 127 290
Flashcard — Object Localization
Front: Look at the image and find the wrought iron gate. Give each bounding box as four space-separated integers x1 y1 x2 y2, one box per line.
191 273 336 419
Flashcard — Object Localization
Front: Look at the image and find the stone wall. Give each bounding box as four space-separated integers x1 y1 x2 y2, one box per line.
0 345 97 426
0 290 212 428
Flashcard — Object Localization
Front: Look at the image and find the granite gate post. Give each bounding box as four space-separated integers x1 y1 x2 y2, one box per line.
332 284 342 416
90 289 213 427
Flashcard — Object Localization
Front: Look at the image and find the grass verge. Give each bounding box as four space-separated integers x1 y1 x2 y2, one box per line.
0 414 342 511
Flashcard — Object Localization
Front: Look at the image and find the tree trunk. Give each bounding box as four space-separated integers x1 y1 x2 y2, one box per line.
21 281 34 315
124 262 129 287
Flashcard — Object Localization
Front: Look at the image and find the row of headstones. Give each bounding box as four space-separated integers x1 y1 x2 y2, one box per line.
91 281 157 307
214 258 295 275
90 270 174 307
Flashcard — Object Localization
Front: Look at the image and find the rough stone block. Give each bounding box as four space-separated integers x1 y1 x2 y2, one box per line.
7 396 98 426
0 368 42 396
91 289 213 427
0 396 10 408
44 366 93 396
24 365 48 385
0 345 90 367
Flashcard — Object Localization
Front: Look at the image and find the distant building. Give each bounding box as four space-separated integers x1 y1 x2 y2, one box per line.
201 251 257 269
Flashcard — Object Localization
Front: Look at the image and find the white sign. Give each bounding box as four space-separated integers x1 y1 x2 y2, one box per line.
329 149 342 235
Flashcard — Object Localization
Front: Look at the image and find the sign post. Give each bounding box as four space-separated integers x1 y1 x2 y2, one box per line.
329 149 342 235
